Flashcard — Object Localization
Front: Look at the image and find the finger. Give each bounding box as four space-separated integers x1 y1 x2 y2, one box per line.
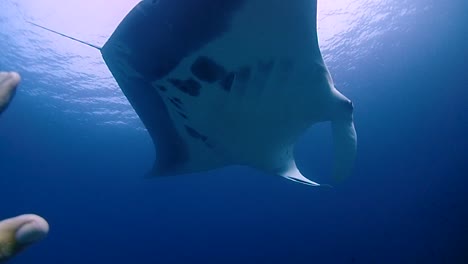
0 72 21 114
0 214 49 261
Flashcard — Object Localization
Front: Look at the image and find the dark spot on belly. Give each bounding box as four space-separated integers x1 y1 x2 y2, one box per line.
102 0 248 81
257 60 275 74
172 97 182 104
258 59 275 74
177 111 188 119
169 78 201 96
191 56 227 83
219 72 235 91
237 66 251 82
169 98 183 110
157 85 167 92
205 141 214 149
185 125 208 142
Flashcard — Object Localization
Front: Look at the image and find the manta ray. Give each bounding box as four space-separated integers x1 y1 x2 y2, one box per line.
30 0 357 186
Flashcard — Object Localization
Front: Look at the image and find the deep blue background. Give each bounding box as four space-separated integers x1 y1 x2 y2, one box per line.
0 0 467 263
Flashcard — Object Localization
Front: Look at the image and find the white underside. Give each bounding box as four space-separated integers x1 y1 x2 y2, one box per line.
148 1 334 185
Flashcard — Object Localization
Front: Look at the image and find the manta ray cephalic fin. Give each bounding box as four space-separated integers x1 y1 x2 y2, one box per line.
331 88 357 182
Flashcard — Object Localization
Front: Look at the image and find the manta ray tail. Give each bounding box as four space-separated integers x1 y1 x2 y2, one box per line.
331 89 357 181
27 21 102 50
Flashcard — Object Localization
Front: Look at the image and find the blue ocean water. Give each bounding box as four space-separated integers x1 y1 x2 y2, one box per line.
0 0 467 263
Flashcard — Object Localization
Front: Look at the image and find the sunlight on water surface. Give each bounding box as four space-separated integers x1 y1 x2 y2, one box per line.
0 0 424 127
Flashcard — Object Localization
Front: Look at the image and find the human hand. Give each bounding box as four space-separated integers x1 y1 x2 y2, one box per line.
0 214 49 262
0 72 21 114
0 72 50 262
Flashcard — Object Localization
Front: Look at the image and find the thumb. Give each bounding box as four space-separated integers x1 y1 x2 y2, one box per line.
0 214 49 261
0 71 21 114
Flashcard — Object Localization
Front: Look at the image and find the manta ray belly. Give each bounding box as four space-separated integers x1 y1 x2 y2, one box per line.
101 0 352 186
150 1 328 171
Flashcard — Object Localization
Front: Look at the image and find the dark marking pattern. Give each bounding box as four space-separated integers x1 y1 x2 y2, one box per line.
237 66 251 82
169 98 183 110
258 60 275 75
191 56 227 83
103 0 247 80
99 0 324 177
177 111 188 119
220 72 235 91
185 125 208 142
169 78 201 96
205 141 214 149
157 85 167 92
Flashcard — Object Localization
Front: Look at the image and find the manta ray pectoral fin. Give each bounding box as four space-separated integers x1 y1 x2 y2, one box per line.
278 160 320 187
331 89 357 181
283 173 320 186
